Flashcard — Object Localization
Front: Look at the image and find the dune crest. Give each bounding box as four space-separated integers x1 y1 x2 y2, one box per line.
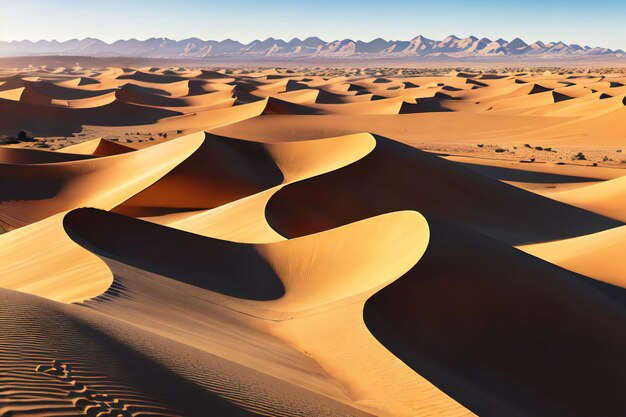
0 131 204 231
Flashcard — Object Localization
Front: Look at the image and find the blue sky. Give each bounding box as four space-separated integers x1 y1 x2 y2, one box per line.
1 0 624 49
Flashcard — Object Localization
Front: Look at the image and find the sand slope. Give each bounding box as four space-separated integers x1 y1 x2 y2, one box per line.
265 135 620 245
520 225 626 288
0 288 369 417
364 216 626 417
61 208 469 416
0 131 204 231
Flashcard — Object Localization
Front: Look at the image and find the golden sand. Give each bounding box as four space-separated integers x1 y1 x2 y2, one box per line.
1 64 626 417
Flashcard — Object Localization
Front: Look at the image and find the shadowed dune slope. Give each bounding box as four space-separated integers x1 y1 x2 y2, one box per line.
520 224 626 289
115 85 233 108
114 133 284 216
146 99 268 134
64 207 424 315
0 97 181 136
0 132 204 231
212 112 562 144
266 135 621 245
0 146 96 164
57 137 135 156
61 208 471 416
161 133 376 243
548 175 626 222
263 96 403 115
364 216 626 417
64 208 284 301
118 70 188 84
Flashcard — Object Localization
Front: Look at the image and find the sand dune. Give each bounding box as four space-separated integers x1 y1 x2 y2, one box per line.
0 213 112 302
0 131 204 230
115 85 235 111
264 96 404 115
364 216 626 417
265 135 620 245
114 133 284 216
520 225 626 288
57 137 135 156
1 65 626 417
0 97 181 136
0 146 96 163
547 175 626 221
61 208 469 416
212 111 566 144
0 288 369 417
160 133 376 242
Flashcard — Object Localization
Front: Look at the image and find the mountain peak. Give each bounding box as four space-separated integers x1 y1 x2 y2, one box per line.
0 34 620 60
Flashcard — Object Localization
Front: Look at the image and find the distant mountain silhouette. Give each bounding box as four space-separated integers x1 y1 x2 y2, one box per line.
1 35 623 59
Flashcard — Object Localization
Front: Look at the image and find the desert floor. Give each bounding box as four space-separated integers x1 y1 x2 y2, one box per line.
1 63 626 417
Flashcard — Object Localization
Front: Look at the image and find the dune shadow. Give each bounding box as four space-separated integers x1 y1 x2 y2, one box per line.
63 208 285 301
460 162 600 184
0 98 181 136
265 135 622 245
364 215 626 417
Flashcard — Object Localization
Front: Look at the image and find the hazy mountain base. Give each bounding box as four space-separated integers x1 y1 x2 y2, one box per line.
1 56 626 70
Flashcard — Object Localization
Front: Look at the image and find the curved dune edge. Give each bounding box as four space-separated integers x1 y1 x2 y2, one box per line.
151 98 268 132
519 224 626 288
113 132 286 216
57 137 135 156
0 133 205 303
61 208 471 416
0 131 205 231
263 134 620 246
363 215 626 417
63 208 428 317
0 212 112 303
159 133 377 242
161 188 286 243
257 209 430 314
257 213 471 416
0 146 96 164
547 175 626 222
443 155 625 194
0 133 377 302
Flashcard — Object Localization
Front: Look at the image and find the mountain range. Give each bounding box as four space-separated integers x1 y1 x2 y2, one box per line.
1 35 623 60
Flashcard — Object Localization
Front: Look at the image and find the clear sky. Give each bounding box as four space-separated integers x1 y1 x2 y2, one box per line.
1 0 624 49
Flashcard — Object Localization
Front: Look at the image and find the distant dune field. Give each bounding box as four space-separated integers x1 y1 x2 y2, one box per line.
1 63 626 417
